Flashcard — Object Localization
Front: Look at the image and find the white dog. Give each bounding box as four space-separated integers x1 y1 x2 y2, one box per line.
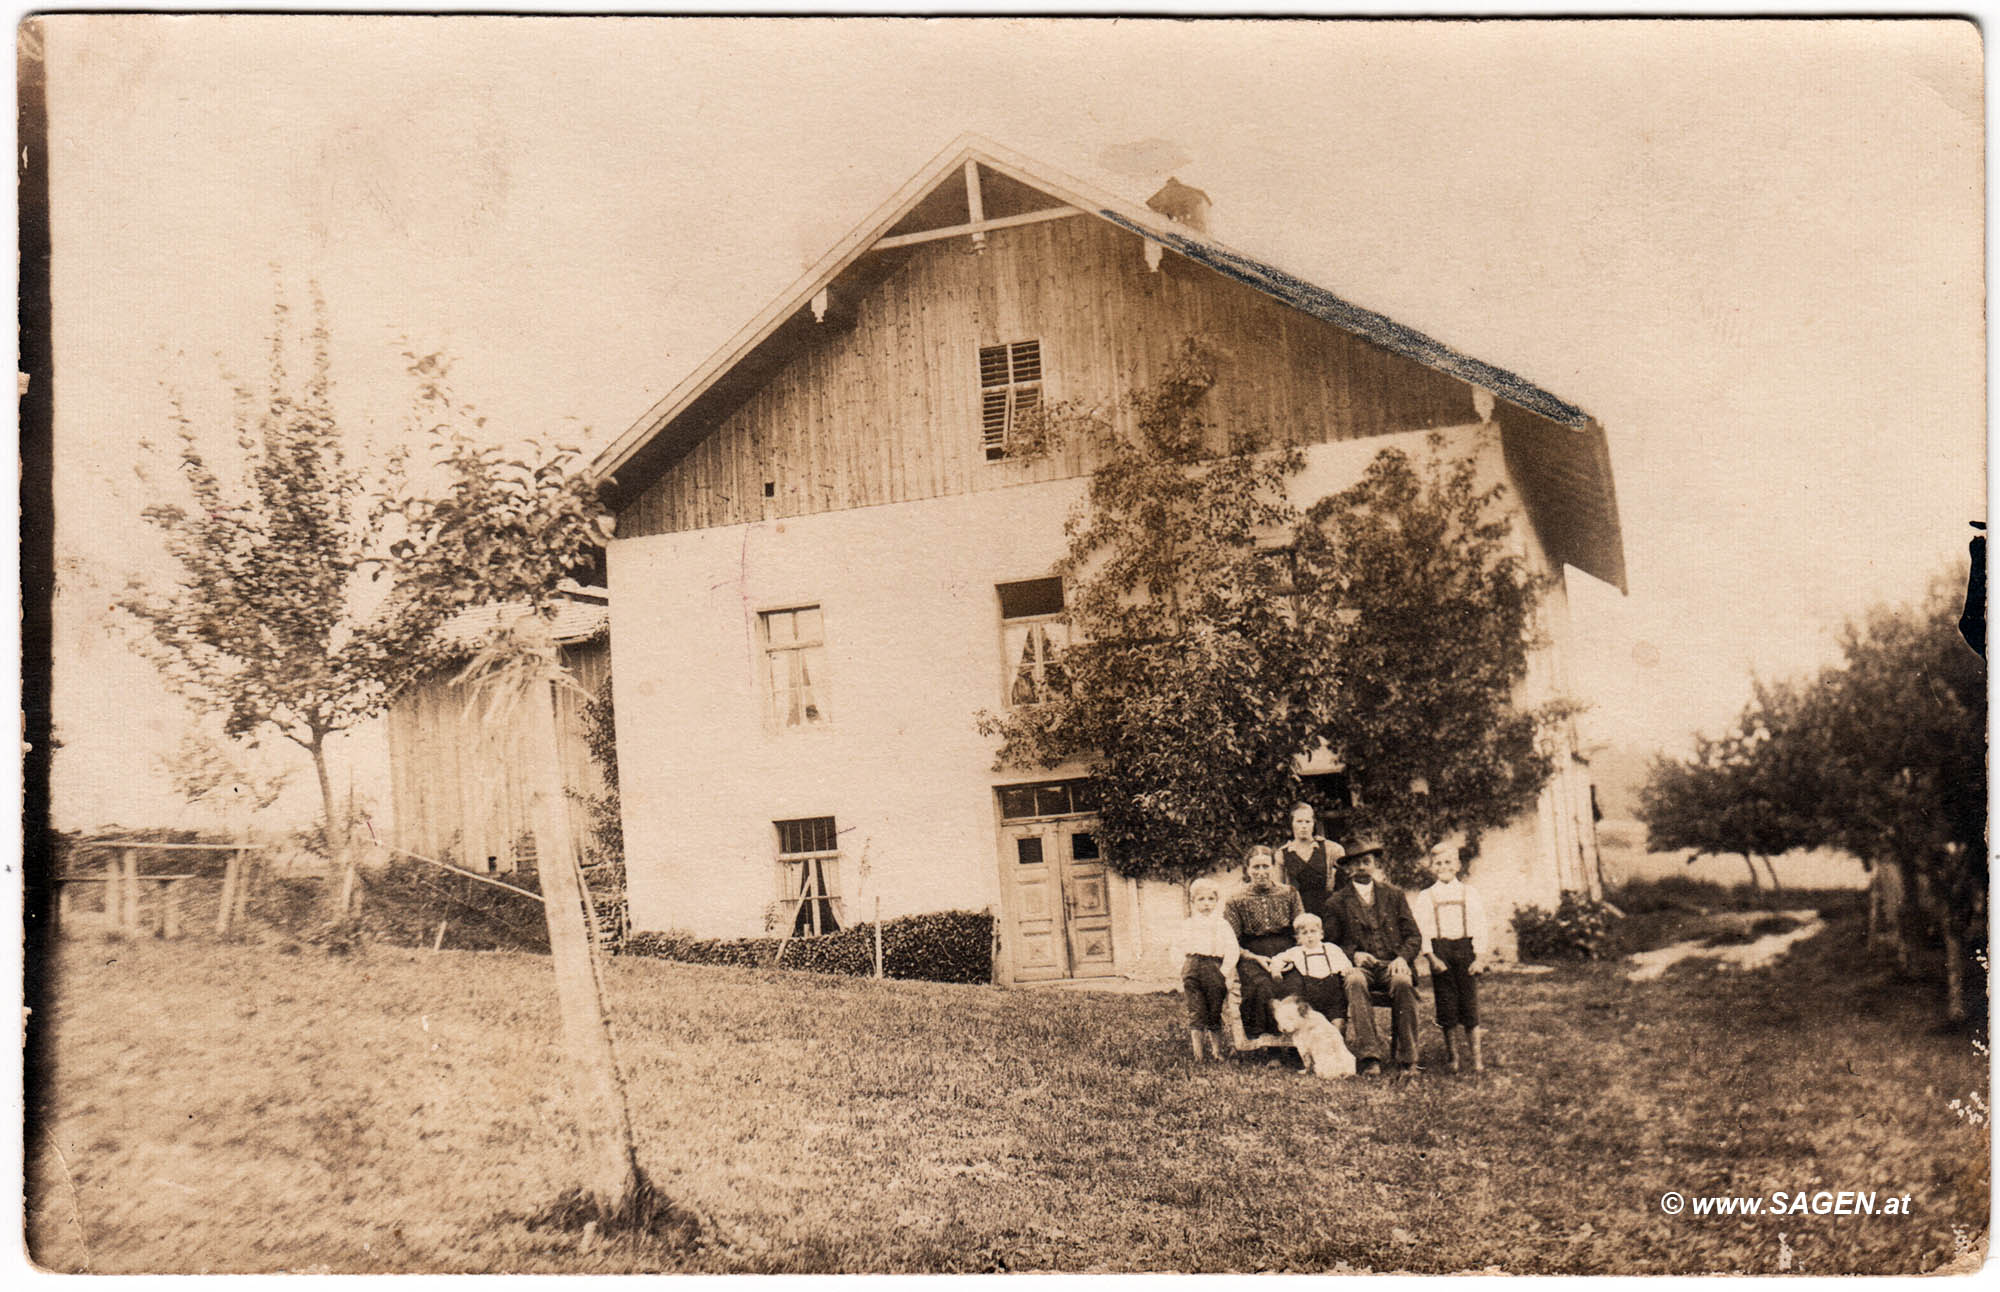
1271 996 1357 1079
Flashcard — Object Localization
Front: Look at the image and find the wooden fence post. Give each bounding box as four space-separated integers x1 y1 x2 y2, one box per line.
120 848 140 933
233 849 254 930
161 880 182 940
217 853 241 937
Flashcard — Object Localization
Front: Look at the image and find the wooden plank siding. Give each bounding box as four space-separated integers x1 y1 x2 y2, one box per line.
384 638 610 875
620 216 1480 539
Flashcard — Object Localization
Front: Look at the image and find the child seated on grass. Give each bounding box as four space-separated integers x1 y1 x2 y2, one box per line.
1265 912 1352 1025
1169 876 1239 1061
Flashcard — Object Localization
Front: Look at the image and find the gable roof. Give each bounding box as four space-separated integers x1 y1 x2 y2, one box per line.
595 135 1624 591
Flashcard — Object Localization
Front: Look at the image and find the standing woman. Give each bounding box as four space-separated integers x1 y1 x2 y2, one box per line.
1277 801 1345 919
1223 845 1304 1038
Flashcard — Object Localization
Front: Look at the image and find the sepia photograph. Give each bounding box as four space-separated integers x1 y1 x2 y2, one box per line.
19 15 1989 1275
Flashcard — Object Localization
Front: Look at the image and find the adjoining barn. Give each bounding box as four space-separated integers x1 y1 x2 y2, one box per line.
591 136 1626 981
384 584 611 876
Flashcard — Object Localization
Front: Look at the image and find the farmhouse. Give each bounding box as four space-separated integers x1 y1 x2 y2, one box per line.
593 137 1625 980
384 584 611 876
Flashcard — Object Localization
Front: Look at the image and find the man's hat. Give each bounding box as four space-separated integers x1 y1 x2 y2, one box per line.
1342 836 1386 861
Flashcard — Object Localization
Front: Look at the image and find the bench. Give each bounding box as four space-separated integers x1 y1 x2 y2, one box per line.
1221 964 1421 1055
56 872 199 938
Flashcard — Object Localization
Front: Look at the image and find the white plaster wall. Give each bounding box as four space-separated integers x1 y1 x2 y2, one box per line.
610 470 1090 939
608 420 1604 975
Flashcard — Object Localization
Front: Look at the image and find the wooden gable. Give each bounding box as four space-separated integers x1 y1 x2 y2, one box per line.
618 212 1478 538
599 138 1626 591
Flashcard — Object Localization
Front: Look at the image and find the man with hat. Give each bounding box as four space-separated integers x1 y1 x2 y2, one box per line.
1323 837 1424 1075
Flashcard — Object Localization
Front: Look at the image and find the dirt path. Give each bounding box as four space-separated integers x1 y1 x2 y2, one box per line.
1625 910 1826 982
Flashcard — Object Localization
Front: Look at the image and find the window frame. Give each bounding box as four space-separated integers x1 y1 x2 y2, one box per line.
979 339 1044 462
997 576 1069 709
995 778 1099 823
756 603 832 732
773 815 843 936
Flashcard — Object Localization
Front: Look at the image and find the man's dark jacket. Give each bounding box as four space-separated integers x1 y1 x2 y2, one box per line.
1324 882 1423 965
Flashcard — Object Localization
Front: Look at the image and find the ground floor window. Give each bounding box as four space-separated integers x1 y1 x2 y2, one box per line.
775 815 842 935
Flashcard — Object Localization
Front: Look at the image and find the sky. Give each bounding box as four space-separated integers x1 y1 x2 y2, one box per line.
37 16 1986 829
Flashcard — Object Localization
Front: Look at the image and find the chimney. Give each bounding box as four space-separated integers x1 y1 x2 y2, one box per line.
1146 177 1211 235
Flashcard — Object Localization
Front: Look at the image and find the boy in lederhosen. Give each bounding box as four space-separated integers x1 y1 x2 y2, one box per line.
1169 876 1238 1060
1412 842 1489 1073
1266 912 1352 1023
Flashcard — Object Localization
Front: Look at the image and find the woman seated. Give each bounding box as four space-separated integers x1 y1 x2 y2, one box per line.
1222 845 1304 1038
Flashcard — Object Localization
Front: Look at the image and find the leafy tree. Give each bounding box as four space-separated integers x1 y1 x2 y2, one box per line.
982 342 1570 885
1803 574 1985 1021
1638 572 1986 1020
1294 442 1575 883
1638 679 1815 887
124 297 655 1218
119 298 605 911
980 343 1314 879
376 356 649 1219
121 291 425 901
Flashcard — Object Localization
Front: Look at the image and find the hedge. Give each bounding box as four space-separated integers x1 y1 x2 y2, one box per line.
624 909 993 985
1512 891 1621 962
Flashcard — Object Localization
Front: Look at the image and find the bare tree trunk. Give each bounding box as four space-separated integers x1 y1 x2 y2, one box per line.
1741 853 1762 889
1865 862 1881 947
1897 862 1922 976
524 675 642 1212
1759 855 1783 891
1943 916 1967 1023
307 738 355 921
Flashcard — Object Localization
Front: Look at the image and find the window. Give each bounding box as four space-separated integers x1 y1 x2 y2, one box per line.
980 340 1043 460
1299 771 1355 841
1255 544 1301 625
998 577 1067 706
997 778 1097 822
775 816 841 936
760 605 828 728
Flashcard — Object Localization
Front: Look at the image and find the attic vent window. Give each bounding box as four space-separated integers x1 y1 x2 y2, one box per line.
980 340 1043 461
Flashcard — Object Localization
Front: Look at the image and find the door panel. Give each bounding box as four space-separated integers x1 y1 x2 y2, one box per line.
1060 827 1117 977
1005 827 1066 981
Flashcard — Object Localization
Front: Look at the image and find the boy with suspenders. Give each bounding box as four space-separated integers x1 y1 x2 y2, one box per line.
1412 843 1489 1073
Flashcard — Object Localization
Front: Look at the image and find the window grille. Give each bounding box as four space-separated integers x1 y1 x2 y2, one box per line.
775 815 841 935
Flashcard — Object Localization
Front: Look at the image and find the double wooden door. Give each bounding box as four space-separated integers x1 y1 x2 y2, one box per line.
1000 815 1115 982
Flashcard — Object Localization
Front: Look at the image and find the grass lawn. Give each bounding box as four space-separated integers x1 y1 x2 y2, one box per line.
26 912 1988 1273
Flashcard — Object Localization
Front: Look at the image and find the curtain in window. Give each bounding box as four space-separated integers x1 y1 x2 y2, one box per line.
1006 622 1066 705
788 857 841 935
